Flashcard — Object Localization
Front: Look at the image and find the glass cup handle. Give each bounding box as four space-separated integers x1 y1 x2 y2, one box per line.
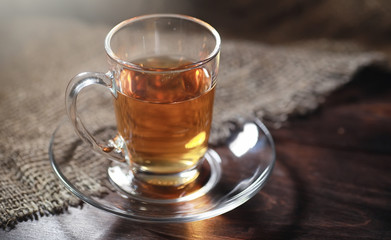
65 71 125 163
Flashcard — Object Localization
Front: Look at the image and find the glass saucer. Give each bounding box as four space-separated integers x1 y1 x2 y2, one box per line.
49 118 275 223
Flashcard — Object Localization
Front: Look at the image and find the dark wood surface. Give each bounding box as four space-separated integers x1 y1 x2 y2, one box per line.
2 1 391 239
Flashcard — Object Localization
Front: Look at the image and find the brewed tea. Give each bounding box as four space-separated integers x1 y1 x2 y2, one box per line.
114 56 215 186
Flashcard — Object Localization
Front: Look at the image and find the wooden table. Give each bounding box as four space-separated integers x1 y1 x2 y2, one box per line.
1 66 390 239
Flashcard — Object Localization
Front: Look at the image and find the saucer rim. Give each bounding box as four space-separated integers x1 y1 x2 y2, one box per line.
49 118 276 223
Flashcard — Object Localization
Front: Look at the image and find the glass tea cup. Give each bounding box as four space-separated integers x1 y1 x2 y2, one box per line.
65 14 220 191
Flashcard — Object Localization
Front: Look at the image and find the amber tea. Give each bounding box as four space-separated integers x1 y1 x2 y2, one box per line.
114 56 215 186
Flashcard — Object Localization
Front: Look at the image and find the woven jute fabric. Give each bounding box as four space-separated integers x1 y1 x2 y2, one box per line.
0 17 386 228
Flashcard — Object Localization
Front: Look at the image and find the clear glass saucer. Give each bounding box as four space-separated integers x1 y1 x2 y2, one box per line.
49 118 275 223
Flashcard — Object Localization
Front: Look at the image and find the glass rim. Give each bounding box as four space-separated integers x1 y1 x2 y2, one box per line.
104 14 221 73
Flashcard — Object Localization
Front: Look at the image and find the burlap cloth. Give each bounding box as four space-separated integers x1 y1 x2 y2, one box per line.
0 16 386 228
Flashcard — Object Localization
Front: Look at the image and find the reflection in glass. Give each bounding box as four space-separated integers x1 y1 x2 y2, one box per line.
229 123 259 157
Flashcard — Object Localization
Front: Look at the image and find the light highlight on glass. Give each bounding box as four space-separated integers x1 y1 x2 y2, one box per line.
229 123 259 157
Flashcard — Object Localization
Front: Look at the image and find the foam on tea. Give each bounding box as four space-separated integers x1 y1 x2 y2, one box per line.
114 56 215 186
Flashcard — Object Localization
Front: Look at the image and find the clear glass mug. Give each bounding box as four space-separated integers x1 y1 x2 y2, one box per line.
65 14 220 189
